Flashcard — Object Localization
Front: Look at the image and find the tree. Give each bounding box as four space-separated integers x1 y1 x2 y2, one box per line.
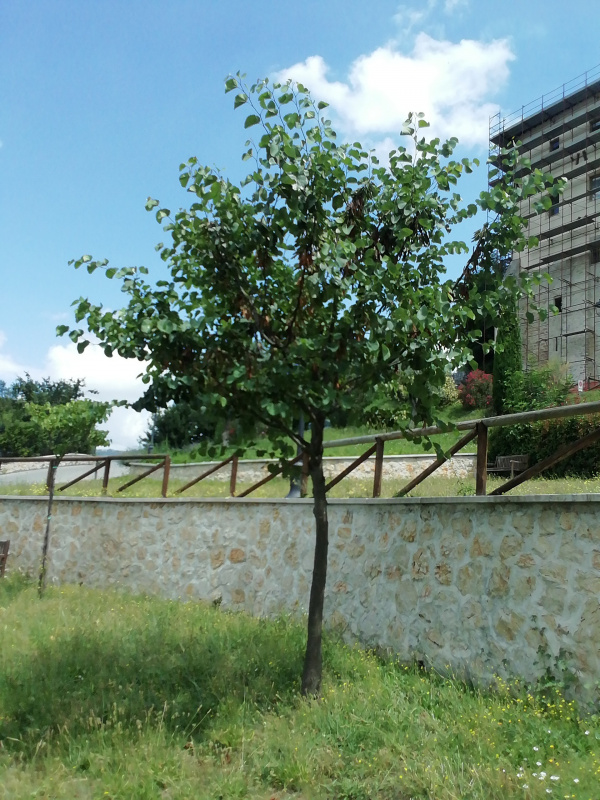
141 399 217 450
0 375 110 456
61 75 560 695
492 292 523 414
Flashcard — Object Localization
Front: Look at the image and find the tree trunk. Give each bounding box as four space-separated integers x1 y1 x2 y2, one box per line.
301 415 328 696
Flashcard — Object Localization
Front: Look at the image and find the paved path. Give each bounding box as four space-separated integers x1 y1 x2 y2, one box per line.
0 462 130 486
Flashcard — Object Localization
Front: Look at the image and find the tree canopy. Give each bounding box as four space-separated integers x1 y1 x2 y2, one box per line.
61 75 561 693
0 374 110 457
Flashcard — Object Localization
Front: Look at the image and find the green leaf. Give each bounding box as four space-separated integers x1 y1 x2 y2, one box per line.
145 197 159 211
244 114 261 129
225 77 238 93
317 101 329 109
56 325 69 336
234 93 248 109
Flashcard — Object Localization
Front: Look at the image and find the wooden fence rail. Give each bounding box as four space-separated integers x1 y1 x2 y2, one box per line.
3 398 600 499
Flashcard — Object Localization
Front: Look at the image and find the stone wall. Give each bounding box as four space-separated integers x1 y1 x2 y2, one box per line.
127 453 476 484
1 495 599 698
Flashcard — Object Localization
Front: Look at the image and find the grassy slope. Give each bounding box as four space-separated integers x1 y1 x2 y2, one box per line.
153 404 484 463
3 473 600 499
0 577 598 799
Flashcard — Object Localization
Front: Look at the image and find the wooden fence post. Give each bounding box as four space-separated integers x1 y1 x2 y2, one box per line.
161 455 171 498
475 423 488 496
373 438 384 497
230 455 239 497
102 459 111 494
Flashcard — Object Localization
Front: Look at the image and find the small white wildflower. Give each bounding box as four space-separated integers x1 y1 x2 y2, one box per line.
574 778 579 783
539 772 547 779
547 729 551 733
545 789 552 794
533 746 539 751
537 761 542 766
550 776 559 781
533 773 538 777
585 730 590 735
522 785 529 789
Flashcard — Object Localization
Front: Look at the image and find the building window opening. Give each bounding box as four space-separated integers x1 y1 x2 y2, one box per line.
592 246 600 264
554 296 563 312
590 117 600 133
549 195 560 215
550 137 560 152
590 174 600 195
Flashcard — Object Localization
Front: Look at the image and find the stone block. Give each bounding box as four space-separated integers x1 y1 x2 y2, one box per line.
511 511 534 536
457 563 484 596
499 534 523 560
411 548 429 579
495 611 525 643
434 562 452 585
231 588 245 604
229 548 246 564
512 574 536 604
575 574 600 596
451 516 472 538
470 536 494 558
489 566 510 598
210 548 225 569
516 553 536 568
542 581 567 616
539 564 567 584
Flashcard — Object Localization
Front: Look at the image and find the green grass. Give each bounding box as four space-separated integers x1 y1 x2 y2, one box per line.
0 576 598 799
3 472 600 500
152 404 485 464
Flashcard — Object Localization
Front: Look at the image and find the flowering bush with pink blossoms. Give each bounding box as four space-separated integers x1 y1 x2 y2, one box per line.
458 370 493 410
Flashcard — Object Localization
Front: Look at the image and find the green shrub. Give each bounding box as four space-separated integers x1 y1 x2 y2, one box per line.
489 412 600 477
503 361 571 413
440 375 459 407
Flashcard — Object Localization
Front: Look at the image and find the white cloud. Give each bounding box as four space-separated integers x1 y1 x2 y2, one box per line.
444 0 469 12
277 31 514 148
394 0 468 33
0 334 150 451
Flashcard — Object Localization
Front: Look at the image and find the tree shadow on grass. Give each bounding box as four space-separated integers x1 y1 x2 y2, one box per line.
0 604 305 755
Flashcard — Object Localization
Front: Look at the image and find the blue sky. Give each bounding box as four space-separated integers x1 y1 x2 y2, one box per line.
1 0 598 448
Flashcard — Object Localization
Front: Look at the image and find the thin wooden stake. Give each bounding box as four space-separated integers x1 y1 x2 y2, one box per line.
102 459 111 494
230 455 239 497
475 423 488 496
161 455 171 498
39 457 59 598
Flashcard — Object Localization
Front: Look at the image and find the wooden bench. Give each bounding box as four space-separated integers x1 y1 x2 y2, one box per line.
487 455 529 478
0 540 9 578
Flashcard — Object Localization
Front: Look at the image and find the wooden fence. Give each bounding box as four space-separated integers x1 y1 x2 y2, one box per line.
2 399 600 499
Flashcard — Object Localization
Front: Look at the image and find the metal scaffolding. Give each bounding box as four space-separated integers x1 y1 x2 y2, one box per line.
489 65 600 384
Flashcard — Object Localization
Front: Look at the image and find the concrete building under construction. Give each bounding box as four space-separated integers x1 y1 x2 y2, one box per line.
490 66 600 384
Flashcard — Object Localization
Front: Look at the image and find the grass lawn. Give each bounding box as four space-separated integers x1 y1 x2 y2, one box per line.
3 473 600 500
0 576 598 799
151 404 485 463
